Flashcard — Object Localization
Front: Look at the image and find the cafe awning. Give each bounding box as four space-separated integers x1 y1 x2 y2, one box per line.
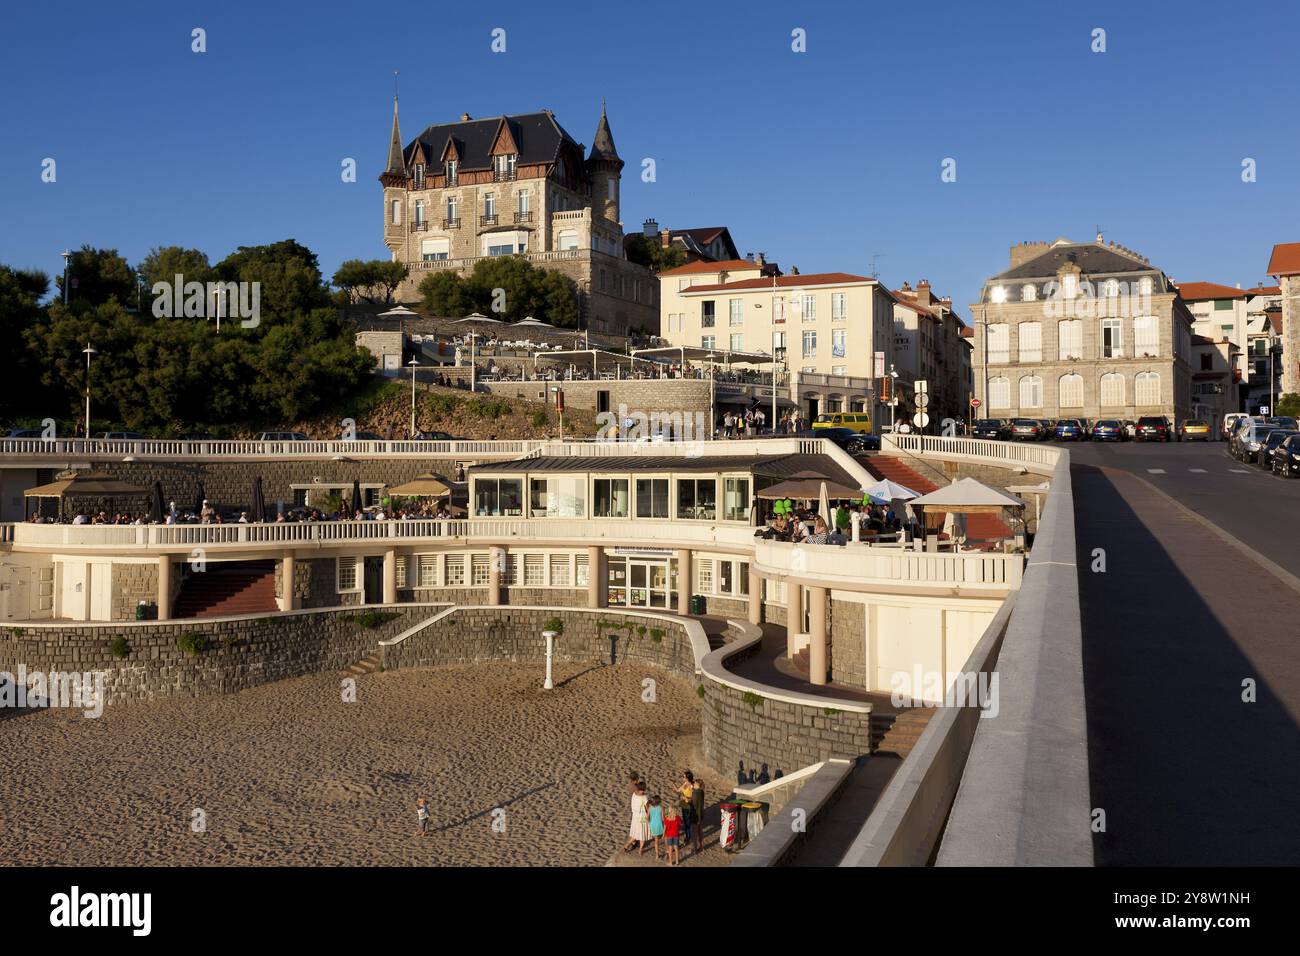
24 471 149 499
909 478 1026 514
755 472 863 501
386 474 453 497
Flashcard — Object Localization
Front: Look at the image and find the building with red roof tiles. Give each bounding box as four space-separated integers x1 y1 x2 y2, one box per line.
1266 242 1300 396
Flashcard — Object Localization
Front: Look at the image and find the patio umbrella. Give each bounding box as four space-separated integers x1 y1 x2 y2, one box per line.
863 478 920 503
819 481 832 525
351 479 363 515
378 305 419 318
150 481 165 523
252 476 265 522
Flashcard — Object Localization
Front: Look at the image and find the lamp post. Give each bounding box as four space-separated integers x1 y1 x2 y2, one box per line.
82 343 96 439
408 357 419 438
61 250 71 305
772 344 786 434
541 626 558 690
889 364 899 434
469 331 477 393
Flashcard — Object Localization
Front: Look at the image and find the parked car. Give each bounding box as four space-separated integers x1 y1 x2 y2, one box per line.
1222 412 1249 441
1270 434 1300 478
341 431 385 441
1268 415 1298 431
1236 424 1276 462
1091 419 1126 441
1134 416 1172 442
100 431 147 440
972 418 1009 440
1178 419 1211 441
812 412 873 434
1254 429 1297 467
1230 417 1273 459
176 431 214 441
415 430 455 440
814 426 877 454
1053 419 1087 441
1009 418 1045 441
257 431 309 441
4 427 44 438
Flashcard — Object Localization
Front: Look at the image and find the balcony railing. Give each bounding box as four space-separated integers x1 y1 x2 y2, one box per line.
410 220 428 232
480 214 498 226
492 170 517 182
442 217 461 229
514 211 533 224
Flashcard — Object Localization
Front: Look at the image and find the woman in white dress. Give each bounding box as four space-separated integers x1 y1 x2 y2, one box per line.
622 780 650 854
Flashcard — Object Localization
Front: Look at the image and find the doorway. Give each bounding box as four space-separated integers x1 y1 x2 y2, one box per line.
363 556 384 604
607 556 673 608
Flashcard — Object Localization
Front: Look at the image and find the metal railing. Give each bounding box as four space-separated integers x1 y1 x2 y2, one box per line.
883 433 1062 473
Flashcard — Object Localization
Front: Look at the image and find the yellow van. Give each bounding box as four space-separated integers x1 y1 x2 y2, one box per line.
812 412 873 434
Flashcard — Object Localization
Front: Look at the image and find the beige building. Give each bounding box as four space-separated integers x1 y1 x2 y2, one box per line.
1266 242 1300 397
970 236 1194 425
891 281 974 429
379 101 657 336
660 268 897 424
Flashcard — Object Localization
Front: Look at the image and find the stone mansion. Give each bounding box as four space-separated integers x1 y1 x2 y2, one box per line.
970 237 1195 425
379 101 658 336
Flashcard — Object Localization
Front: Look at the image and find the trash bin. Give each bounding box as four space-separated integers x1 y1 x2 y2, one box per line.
689 595 706 616
719 801 742 851
135 601 148 621
741 802 768 843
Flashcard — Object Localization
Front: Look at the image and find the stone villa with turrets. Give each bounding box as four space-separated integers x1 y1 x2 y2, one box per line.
379 100 658 336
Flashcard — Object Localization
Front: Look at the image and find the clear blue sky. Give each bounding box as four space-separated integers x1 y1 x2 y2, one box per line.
2 0 1296 316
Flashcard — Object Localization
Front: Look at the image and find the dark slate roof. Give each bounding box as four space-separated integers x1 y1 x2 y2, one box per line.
469 452 856 484
588 104 619 161
405 112 581 172
989 241 1160 281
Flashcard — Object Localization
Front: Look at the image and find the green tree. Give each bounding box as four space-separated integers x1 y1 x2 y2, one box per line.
1274 393 1300 418
625 234 685 273
215 239 330 319
55 246 136 308
0 266 49 420
333 259 409 304
418 270 472 316
137 246 213 295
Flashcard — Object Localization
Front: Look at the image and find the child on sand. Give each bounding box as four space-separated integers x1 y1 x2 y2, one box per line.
648 795 665 860
663 804 681 866
415 798 430 836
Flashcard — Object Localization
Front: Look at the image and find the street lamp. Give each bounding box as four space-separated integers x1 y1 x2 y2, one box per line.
82 343 96 439
771 344 787 433
61 250 72 305
889 365 900 434
408 357 419 438
469 331 478 393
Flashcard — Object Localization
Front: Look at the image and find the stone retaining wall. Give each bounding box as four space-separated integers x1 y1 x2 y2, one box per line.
829 598 866 688
381 607 695 676
701 626 875 778
0 607 436 705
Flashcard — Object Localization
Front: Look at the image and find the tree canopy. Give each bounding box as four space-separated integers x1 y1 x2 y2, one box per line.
416 255 578 328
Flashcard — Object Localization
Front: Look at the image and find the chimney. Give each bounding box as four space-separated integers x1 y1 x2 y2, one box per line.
643 218 658 238
660 228 671 249
900 281 912 292
745 252 754 261
790 265 799 276
1010 240 1050 269
755 252 766 268
460 112 472 122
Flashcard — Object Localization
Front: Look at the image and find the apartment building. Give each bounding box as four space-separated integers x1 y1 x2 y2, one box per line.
891 280 974 429
1266 242 1300 397
970 236 1194 425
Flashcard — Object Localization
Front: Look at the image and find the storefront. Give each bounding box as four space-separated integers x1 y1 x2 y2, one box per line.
606 548 678 608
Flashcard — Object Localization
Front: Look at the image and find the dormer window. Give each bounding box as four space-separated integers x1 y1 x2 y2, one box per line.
413 164 425 188
445 160 458 184
1021 284 1036 302
990 285 1007 304
1062 273 1078 299
494 154 517 180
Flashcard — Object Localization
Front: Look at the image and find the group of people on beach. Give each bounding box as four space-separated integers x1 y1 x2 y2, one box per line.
622 770 705 865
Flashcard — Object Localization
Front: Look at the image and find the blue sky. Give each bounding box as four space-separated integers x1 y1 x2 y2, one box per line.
2 0 1296 315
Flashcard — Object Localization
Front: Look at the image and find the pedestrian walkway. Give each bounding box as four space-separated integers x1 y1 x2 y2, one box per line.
1073 462 1300 865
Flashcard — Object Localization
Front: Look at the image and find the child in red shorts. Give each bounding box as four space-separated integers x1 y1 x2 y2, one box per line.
663 804 682 866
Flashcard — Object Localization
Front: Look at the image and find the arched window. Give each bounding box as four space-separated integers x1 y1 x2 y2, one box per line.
1135 371 1160 406
1102 279 1120 299
1099 372 1125 407
989 376 1011 409
1021 284 1037 302
1059 373 1084 408
1019 375 1043 409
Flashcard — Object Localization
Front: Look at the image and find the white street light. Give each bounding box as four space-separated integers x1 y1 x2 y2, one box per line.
408 357 419 438
61 250 71 305
82 343 96 439
541 626 558 690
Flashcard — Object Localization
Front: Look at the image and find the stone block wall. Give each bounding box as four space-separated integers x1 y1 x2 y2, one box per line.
110 563 159 620
829 598 866 688
0 607 435 705
701 637 874 777
381 607 695 676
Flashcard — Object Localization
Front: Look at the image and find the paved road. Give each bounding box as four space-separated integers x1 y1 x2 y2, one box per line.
1065 438 1300 575
1052 439 1300 865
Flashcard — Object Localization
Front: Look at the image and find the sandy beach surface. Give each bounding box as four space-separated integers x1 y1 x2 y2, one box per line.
0 662 735 867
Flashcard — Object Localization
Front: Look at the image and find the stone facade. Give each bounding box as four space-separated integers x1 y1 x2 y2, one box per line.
970 238 1195 424
829 598 866 688
483 378 711 421
110 562 159 621
0 606 434 705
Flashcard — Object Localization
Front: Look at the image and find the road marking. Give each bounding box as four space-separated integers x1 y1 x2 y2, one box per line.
1229 468 1249 474
1145 468 1166 474
1189 468 1207 473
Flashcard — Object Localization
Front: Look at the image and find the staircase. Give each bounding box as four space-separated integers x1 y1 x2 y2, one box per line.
173 562 278 619
345 653 382 676
862 455 1012 542
869 709 934 759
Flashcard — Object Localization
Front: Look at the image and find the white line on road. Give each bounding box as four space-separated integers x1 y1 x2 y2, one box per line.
1189 468 1207 473
1147 468 1166 474
1229 469 1249 474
